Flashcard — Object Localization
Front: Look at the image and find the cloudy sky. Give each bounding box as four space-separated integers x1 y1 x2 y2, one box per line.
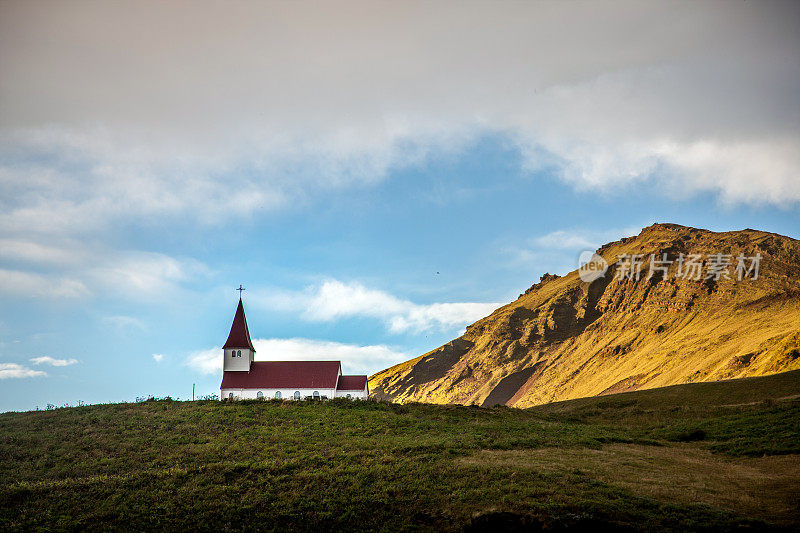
1 1 798 411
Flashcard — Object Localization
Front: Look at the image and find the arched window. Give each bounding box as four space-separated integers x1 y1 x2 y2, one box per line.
275 391 282 399
293 391 300 400
231 350 235 358
313 391 320 399
256 391 263 399
346 394 351 399
228 392 233 400
237 350 242 357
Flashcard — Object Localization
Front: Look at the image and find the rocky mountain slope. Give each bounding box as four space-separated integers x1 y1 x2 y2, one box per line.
369 224 800 407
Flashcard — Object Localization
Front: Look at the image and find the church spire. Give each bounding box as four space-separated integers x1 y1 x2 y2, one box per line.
223 295 255 351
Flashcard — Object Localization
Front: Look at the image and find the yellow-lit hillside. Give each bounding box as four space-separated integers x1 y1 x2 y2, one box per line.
370 223 800 406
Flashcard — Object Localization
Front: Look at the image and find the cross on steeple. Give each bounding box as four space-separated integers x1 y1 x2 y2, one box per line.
237 284 245 299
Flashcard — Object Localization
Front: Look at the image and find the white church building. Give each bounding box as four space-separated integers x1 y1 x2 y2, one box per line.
219 296 369 401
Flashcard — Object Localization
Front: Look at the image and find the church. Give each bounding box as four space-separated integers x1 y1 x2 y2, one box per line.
219 295 369 401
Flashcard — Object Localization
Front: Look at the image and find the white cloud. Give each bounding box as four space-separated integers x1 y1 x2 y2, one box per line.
0 268 89 299
530 226 645 253
0 362 47 379
90 251 209 300
387 303 502 335
261 280 500 334
0 241 208 301
653 139 800 206
186 349 221 376
532 231 600 251
30 356 78 367
0 2 797 310
0 0 796 250
296 281 409 322
0 238 88 266
152 353 164 363
186 337 409 376
505 225 646 275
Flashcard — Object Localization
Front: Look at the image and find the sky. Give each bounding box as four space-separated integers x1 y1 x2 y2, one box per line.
0 0 798 412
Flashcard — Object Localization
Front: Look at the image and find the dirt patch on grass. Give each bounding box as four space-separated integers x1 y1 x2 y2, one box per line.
718 393 800 408
461 444 800 526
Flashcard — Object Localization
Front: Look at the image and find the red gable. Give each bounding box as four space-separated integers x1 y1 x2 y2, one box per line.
220 361 341 389
223 299 255 351
336 375 368 391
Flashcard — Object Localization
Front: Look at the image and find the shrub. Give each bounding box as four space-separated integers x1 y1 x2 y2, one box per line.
674 429 707 442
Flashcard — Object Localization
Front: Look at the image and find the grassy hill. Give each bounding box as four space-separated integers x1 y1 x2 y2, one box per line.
1 371 799 531
370 223 800 407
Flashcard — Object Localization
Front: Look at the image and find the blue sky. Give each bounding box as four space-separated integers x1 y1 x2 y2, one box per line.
0 1 798 412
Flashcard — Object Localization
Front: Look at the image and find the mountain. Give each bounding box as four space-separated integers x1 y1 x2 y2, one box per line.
369 223 800 407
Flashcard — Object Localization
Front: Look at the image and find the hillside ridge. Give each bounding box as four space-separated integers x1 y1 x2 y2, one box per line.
369 223 800 406
3 371 799 530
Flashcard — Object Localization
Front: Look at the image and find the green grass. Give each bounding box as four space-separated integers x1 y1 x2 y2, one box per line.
532 370 800 457
1 372 799 531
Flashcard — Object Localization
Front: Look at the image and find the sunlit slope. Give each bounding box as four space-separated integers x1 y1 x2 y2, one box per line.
370 223 800 407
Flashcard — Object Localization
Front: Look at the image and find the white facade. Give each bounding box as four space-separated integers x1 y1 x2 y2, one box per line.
222 380 368 401
222 387 337 400
223 348 253 372
334 388 368 400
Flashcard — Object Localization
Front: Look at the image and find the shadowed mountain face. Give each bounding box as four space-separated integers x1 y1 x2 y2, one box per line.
369 224 800 407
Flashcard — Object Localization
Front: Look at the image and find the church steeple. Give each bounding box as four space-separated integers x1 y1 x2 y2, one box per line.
223 297 255 351
222 292 255 372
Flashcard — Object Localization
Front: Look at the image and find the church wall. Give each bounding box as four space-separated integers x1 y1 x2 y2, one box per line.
334 389 368 400
222 348 252 372
221 387 337 401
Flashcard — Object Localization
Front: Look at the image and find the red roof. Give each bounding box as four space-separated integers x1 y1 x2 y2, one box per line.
336 375 368 391
223 298 255 351
220 361 341 389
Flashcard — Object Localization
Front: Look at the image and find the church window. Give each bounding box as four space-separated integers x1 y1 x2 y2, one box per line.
293 391 300 400
313 391 320 399
275 391 282 399
237 350 241 357
346 394 351 399
257 391 263 399
228 392 233 400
